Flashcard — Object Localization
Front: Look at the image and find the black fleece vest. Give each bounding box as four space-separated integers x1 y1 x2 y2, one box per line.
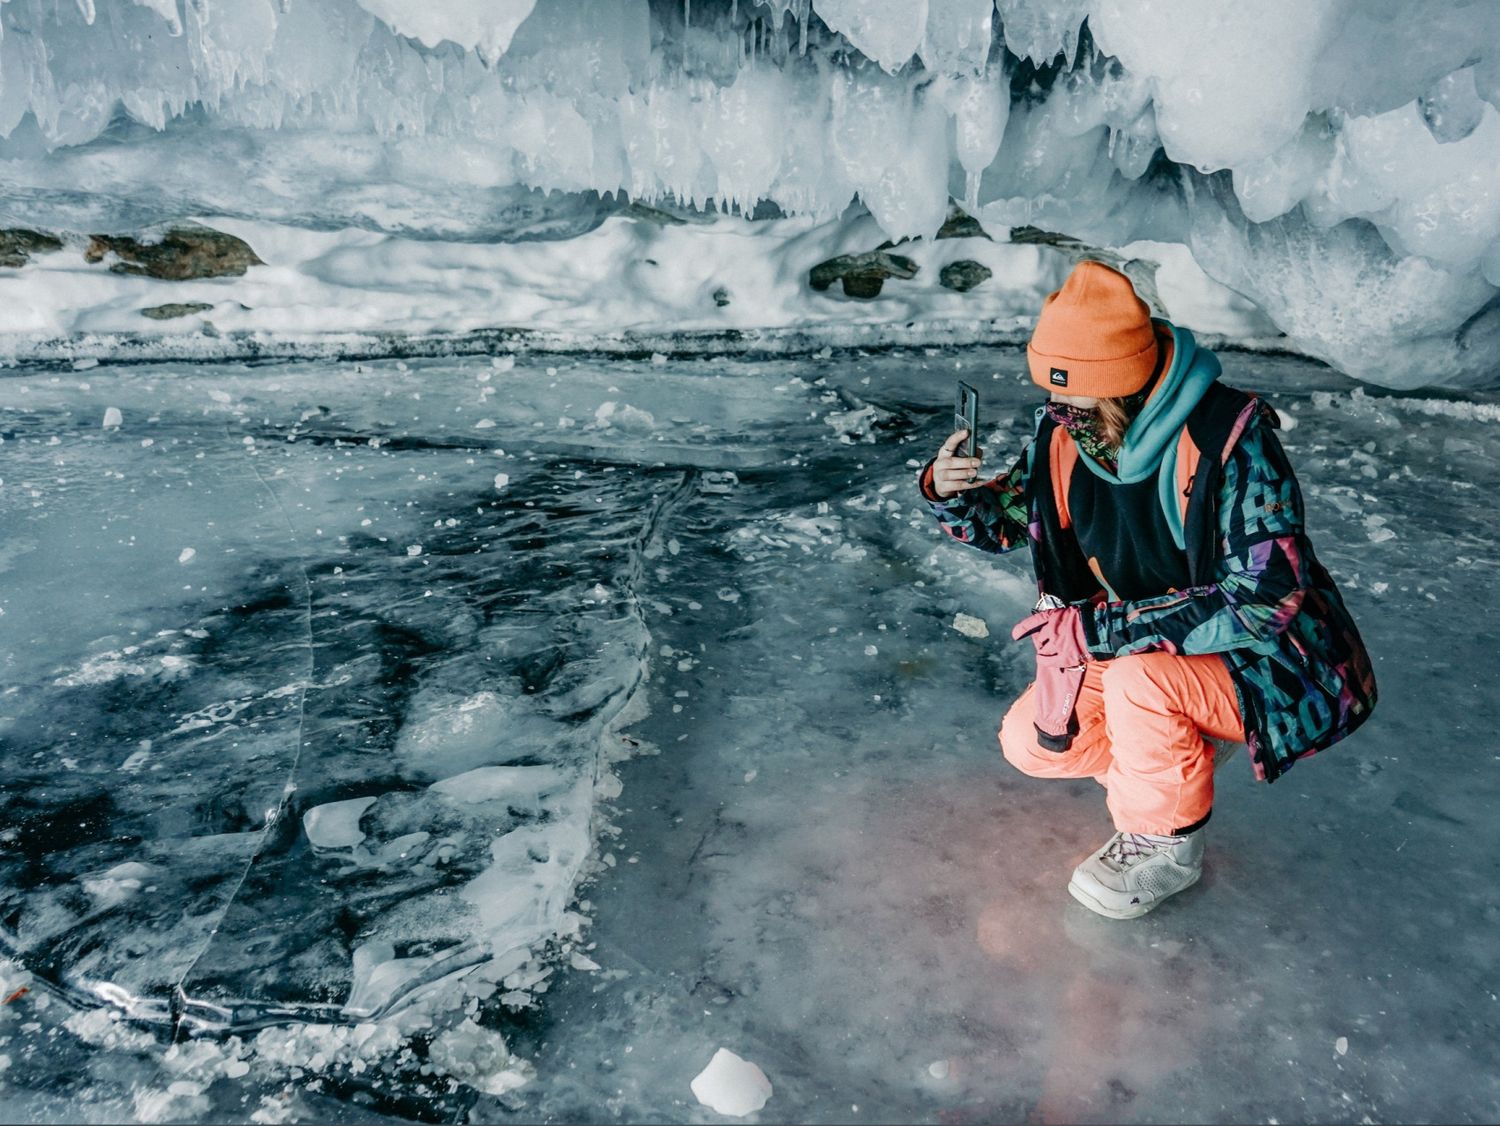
1067 467 1190 600
1026 382 1255 603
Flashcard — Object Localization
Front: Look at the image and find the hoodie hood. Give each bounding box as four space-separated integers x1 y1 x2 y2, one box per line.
1076 319 1221 486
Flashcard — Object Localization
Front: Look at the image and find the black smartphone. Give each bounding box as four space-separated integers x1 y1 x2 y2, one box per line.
955 381 979 458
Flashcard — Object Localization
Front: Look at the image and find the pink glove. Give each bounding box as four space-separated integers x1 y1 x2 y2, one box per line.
1029 662 1087 752
1012 605 1091 752
1010 605 1090 667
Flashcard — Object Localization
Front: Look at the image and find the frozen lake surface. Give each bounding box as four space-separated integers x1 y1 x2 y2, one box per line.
0 347 1496 1123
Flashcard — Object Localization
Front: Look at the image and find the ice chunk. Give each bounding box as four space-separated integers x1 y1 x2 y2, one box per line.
426 1019 532 1096
81 862 156 909
102 407 123 429
594 401 657 432
353 0 538 62
952 612 988 639
302 796 377 850
690 1048 773 1117
814 0 924 72
429 764 568 806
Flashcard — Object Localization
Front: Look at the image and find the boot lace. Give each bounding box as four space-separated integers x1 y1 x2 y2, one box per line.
1103 831 1178 868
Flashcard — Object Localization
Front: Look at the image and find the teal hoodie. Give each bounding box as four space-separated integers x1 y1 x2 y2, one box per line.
1076 319 1222 484
1067 318 1221 550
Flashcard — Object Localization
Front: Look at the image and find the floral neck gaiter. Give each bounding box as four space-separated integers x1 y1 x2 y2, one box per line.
1044 380 1154 476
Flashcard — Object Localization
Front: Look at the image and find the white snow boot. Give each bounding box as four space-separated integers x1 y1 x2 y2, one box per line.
1067 828 1205 920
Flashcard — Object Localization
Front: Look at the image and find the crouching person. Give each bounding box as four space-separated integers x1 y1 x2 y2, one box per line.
920 260 1376 919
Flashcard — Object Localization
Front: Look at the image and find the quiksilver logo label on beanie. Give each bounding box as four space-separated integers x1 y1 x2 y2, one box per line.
1049 367 1069 386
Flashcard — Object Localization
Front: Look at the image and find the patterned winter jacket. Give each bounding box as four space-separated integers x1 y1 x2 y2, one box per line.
921 330 1377 783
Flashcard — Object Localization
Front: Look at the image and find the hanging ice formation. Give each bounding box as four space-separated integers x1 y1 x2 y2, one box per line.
3 0 1500 387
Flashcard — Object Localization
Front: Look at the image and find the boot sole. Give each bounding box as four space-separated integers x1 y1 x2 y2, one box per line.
1067 867 1201 920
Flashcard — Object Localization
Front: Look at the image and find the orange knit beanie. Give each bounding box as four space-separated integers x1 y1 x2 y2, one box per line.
1026 260 1158 398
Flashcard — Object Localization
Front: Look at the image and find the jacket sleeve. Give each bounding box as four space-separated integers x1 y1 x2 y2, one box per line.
1079 421 1311 657
918 448 1030 555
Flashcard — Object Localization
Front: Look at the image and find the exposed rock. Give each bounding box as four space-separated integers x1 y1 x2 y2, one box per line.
1008 226 1165 315
1007 225 1084 250
140 302 215 320
712 286 731 307
85 224 263 280
936 205 991 241
939 260 993 292
875 205 992 252
808 251 919 299
0 229 63 268
621 201 688 226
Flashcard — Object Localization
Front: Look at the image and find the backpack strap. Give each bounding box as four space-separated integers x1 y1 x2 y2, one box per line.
1180 381 1264 585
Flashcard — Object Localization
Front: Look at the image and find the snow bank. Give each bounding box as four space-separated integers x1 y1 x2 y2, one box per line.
0 208 1285 374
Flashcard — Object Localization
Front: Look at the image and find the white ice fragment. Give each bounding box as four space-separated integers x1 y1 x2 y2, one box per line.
494 473 510 490
406 544 423 556
430 764 566 805
1335 1036 1349 1056
691 1048 773 1117
491 356 515 371
650 352 668 365
426 1019 537 1091
569 951 600 972
475 419 497 429
594 401 657 432
177 547 196 564
952 612 989 639
928 1059 951 1079
208 389 232 403
102 407 123 429
81 862 155 909
699 471 739 495
302 796 376 850
864 644 878 656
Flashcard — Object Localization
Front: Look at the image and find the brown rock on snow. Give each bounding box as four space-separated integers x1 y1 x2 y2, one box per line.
85 225 263 280
939 259 992 292
0 229 63 268
140 302 215 320
808 250 919 299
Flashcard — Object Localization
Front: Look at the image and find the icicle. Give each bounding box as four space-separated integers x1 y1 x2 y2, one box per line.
75 0 96 24
799 5 808 56
730 0 737 24
684 0 690 31
965 170 981 216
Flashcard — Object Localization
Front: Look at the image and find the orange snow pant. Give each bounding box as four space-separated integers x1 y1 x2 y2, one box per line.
999 652 1246 836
